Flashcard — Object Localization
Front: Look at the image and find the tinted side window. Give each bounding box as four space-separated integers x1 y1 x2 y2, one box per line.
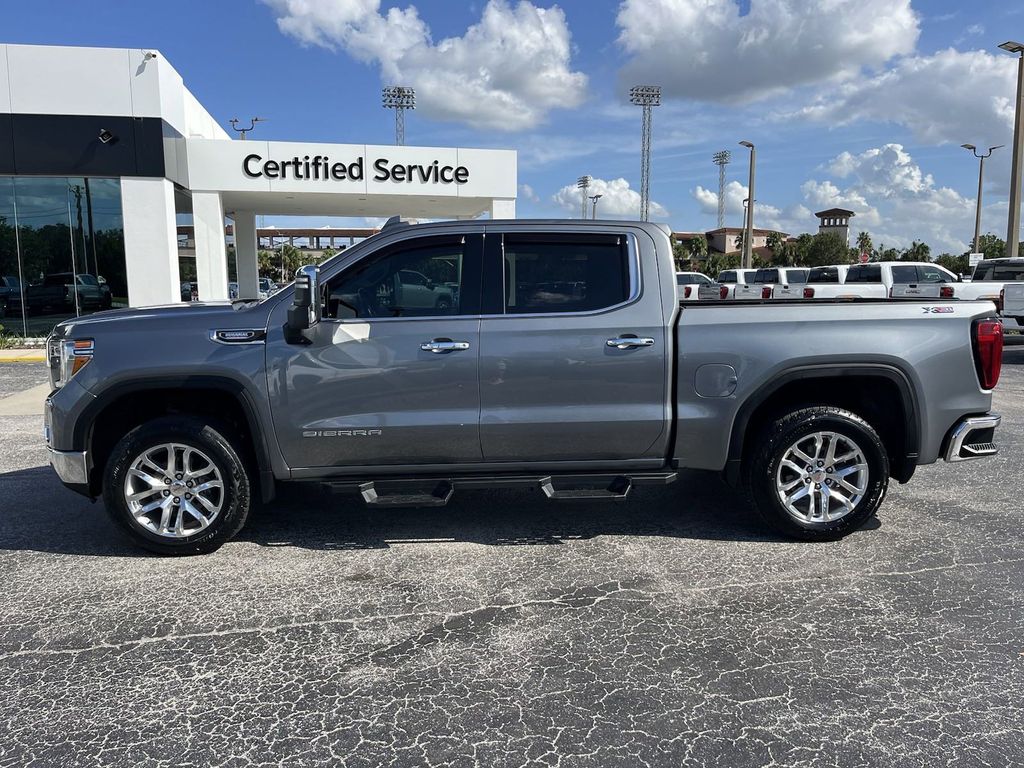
808 267 839 283
918 265 946 283
719 271 736 283
993 266 1024 280
787 269 809 283
860 264 881 283
755 269 778 284
845 266 863 283
890 266 918 283
503 236 628 314
324 239 466 319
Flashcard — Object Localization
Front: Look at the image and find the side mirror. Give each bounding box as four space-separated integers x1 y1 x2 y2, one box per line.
426 278 435 290
285 264 321 344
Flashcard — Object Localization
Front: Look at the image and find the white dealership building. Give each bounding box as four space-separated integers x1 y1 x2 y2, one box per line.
0 43 516 332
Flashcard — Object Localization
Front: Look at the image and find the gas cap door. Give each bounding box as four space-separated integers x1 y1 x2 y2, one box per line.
695 363 738 398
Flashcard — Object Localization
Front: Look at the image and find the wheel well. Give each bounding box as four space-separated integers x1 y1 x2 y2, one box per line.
87 387 260 497
734 374 917 483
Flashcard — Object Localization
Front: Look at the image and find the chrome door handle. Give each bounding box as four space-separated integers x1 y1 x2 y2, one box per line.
606 336 655 349
420 339 471 353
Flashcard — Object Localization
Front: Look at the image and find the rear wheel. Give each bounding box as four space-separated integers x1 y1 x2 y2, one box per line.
745 406 889 541
103 416 251 555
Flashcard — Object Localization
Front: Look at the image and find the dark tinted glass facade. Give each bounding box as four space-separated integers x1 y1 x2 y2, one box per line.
0 176 126 337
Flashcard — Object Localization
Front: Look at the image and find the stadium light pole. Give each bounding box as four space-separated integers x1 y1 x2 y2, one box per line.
1000 41 1024 257
589 193 603 219
961 143 1004 256
739 141 756 269
382 86 416 146
712 150 731 229
577 175 592 219
630 85 661 222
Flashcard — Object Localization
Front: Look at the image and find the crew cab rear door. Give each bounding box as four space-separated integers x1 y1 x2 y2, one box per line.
266 233 483 469
477 228 668 462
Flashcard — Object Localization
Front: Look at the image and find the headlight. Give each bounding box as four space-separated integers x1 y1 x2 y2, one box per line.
51 338 94 389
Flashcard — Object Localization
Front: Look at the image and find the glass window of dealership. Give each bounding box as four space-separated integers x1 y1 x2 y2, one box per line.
0 176 127 336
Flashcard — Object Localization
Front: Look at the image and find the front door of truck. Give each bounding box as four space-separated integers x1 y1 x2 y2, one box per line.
477 229 669 462
267 234 483 469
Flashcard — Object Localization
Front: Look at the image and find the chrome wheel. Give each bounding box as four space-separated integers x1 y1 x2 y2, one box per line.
775 431 868 524
123 443 225 538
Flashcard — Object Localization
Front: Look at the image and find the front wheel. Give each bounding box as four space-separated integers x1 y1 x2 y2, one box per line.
745 406 889 541
103 416 251 555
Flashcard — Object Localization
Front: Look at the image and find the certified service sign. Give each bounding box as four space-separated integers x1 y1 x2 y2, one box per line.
242 153 470 185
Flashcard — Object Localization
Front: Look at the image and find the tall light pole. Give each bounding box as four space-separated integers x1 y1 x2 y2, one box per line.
961 143 1004 255
1000 41 1024 258
589 193 603 219
739 141 756 269
712 150 731 229
630 85 661 222
577 175 591 219
382 86 416 146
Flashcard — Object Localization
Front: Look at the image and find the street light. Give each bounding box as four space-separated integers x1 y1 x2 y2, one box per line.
999 41 1024 257
589 193 603 219
382 86 416 146
961 143 1004 256
577 175 592 219
739 141 756 269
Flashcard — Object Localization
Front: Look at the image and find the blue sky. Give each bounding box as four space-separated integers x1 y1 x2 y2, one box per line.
3 0 1023 253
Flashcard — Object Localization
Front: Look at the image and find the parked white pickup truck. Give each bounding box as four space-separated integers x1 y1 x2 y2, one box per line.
1002 282 1024 330
699 268 756 300
803 262 955 300
734 267 810 300
955 258 1024 303
675 271 713 301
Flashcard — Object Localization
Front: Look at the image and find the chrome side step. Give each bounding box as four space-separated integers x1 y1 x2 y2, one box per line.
540 475 632 501
358 480 453 508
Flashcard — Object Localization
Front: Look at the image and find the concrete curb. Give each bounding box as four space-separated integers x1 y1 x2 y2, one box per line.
0 350 46 362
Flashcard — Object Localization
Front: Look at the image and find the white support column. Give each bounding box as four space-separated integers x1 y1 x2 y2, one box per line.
192 192 228 301
120 177 180 306
490 199 516 219
233 210 259 299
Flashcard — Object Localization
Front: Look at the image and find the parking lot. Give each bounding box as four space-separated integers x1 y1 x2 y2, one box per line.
1 356 1023 768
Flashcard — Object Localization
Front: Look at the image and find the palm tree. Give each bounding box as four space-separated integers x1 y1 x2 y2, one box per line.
856 231 873 257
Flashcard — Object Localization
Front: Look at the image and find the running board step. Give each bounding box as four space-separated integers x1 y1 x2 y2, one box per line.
358 480 453 508
540 475 632 501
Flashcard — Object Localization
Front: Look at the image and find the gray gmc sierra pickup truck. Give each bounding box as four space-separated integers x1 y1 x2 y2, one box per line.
44 219 1003 554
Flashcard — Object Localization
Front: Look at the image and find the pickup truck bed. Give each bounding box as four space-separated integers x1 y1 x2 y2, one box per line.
42 219 1003 554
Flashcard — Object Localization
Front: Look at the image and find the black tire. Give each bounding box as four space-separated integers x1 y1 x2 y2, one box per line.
435 297 452 311
744 406 889 541
102 416 251 555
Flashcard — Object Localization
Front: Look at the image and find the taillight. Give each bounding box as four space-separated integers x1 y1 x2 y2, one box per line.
761 286 772 299
803 287 815 299
972 319 1003 390
940 285 954 298
683 285 692 298
997 289 1004 314
719 285 728 299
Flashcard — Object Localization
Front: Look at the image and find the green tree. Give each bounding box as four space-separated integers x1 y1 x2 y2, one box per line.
805 232 850 267
855 231 873 256
969 233 1006 261
671 242 689 271
687 234 708 261
789 233 814 266
703 252 741 278
936 253 970 276
900 240 931 262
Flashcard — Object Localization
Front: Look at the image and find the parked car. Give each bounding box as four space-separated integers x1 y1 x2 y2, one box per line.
734 267 809 300
1002 282 1024 330
258 278 280 300
675 271 712 301
25 272 112 313
44 217 1002 555
802 262 955 299
180 282 198 302
698 268 757 300
953 258 1024 303
0 275 21 317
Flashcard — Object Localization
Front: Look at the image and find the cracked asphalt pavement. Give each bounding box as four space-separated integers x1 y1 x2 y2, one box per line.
1 357 1023 767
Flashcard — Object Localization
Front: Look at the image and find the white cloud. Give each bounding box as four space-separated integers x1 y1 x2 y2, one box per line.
692 180 810 234
806 144 976 252
791 48 1016 146
552 177 669 219
616 0 918 103
265 0 587 131
518 183 540 203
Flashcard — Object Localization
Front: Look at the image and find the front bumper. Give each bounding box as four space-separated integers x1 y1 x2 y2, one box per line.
944 414 1000 462
48 447 89 484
